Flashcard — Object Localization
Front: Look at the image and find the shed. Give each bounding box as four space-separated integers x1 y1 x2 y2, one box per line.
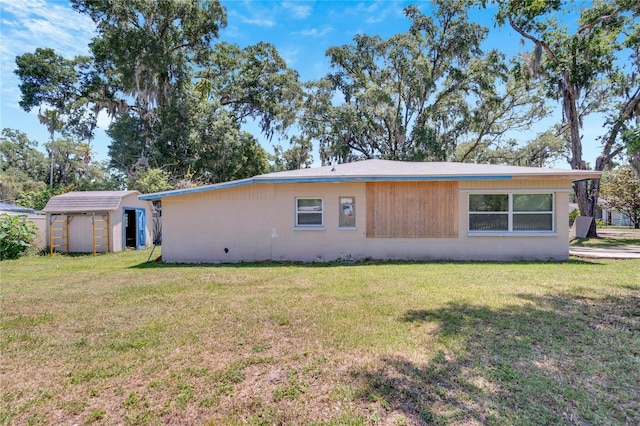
43 191 155 255
140 160 601 263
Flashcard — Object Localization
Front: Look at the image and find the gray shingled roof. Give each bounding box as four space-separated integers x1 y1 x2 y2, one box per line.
43 191 140 213
258 159 600 179
139 159 602 201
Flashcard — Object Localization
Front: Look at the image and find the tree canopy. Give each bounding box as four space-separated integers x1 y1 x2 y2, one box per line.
600 166 640 228
5 0 639 219
495 0 640 236
297 1 550 165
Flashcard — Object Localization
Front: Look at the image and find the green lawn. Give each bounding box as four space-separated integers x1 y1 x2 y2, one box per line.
2 251 639 425
571 228 640 248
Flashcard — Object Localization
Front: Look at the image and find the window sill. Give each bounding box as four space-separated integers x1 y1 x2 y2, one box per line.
294 226 326 231
338 227 357 231
467 231 559 237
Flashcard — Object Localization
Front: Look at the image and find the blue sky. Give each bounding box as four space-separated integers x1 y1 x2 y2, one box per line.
0 0 603 168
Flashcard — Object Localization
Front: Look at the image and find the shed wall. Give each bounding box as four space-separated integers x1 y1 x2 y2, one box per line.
160 179 572 263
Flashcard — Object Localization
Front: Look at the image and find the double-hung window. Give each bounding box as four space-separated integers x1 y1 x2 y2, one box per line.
295 198 324 228
469 193 554 233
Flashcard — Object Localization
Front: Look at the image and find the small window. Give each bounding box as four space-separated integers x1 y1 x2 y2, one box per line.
296 198 323 227
339 197 356 228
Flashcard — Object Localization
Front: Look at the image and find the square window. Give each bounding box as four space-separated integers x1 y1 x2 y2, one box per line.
296 198 323 227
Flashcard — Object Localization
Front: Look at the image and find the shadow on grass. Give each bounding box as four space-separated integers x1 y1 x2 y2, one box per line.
570 237 640 248
353 293 639 425
130 258 602 269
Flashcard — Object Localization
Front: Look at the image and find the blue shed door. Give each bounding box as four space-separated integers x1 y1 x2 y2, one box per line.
136 209 146 249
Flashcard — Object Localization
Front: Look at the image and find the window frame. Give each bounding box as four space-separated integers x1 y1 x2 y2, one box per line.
294 197 325 229
338 196 357 230
468 192 556 235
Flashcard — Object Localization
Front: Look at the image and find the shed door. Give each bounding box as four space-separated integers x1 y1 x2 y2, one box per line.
123 208 146 249
136 209 146 249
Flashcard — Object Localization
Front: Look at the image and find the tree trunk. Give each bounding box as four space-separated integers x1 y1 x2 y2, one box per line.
562 76 600 238
573 178 600 237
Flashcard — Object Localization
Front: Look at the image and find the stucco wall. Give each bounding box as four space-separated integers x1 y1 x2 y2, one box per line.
160 180 572 263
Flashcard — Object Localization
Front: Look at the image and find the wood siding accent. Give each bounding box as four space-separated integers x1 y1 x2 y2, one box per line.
459 178 570 190
366 181 458 238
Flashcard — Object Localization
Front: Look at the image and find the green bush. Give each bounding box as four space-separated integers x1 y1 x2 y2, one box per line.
0 214 37 260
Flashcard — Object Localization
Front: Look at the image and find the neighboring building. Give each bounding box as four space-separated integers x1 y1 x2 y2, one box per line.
601 202 634 227
43 191 155 254
140 160 601 263
569 199 634 227
0 202 46 249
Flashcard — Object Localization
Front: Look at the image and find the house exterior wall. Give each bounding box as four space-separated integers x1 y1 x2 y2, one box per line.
606 209 632 226
160 179 573 263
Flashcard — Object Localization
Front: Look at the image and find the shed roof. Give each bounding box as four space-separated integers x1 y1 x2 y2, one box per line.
139 159 602 201
43 191 141 213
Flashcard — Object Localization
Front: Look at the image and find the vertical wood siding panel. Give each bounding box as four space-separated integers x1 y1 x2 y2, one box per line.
367 181 458 238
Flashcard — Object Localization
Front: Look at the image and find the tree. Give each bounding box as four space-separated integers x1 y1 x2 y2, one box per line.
0 129 48 204
600 166 640 228
14 49 99 187
0 129 48 183
495 0 640 237
272 136 314 171
76 0 300 183
196 41 303 139
73 0 227 175
127 168 172 194
300 0 547 165
14 186 54 211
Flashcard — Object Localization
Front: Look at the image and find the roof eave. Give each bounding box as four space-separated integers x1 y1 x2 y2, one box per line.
138 170 603 201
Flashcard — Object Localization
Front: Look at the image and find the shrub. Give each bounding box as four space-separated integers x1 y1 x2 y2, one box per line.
0 214 37 260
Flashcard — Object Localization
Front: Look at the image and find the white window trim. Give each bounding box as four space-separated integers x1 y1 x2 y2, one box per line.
467 192 556 236
294 197 325 229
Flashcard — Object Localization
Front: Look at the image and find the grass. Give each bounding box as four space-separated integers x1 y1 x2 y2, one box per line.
571 227 640 248
1 250 639 425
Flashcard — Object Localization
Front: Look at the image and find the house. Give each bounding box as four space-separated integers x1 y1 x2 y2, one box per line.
139 160 601 263
569 199 634 227
0 202 47 249
43 191 155 255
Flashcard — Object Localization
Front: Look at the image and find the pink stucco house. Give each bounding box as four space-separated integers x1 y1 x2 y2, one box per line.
140 160 600 263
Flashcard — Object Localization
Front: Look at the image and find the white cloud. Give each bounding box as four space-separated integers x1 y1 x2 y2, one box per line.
242 17 276 27
299 27 334 37
0 0 95 62
342 0 404 25
227 9 275 28
281 2 312 19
